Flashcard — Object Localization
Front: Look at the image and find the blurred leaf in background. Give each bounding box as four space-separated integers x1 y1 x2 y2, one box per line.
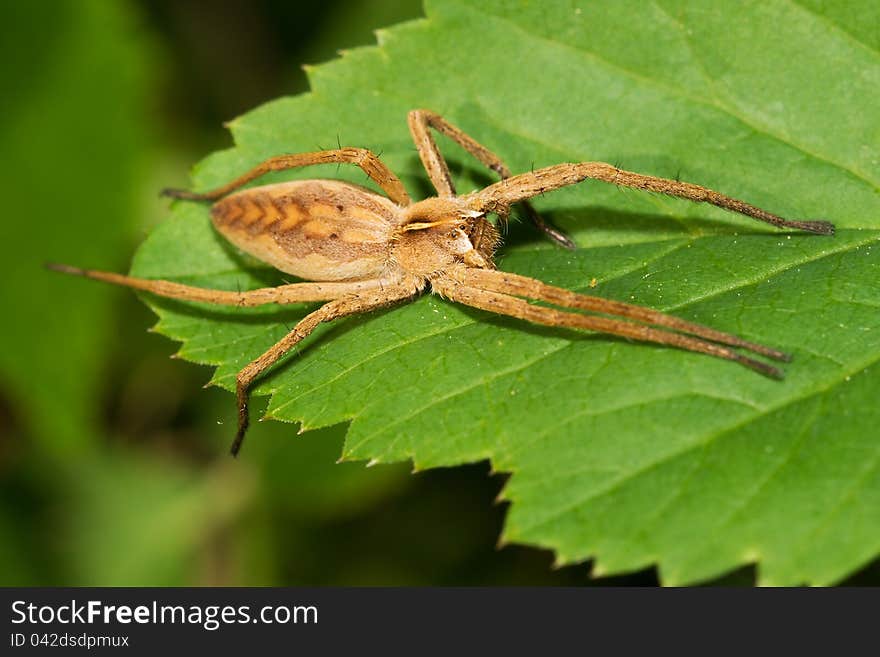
0 0 157 584
0 0 149 453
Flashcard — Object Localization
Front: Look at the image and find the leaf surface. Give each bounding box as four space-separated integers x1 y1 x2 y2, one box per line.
132 0 880 585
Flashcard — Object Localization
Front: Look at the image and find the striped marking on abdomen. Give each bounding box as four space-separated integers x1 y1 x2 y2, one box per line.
212 191 306 234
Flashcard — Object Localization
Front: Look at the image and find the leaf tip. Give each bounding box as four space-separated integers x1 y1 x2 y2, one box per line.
588 559 606 577
296 421 315 435
551 555 569 572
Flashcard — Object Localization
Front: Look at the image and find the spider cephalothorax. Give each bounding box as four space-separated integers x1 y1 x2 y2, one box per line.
397 198 500 275
51 109 834 455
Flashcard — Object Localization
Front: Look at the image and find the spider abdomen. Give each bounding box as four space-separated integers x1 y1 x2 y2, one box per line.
211 179 400 281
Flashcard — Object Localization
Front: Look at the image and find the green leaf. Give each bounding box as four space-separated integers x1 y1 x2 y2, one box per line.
131 0 880 585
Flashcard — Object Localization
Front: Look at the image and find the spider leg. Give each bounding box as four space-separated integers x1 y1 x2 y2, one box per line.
231 282 422 455
468 162 834 235
517 204 577 249
460 268 790 361
431 277 784 379
161 148 411 206
407 109 575 247
47 263 393 306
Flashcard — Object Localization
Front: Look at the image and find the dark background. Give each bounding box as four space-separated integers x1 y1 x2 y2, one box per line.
0 0 875 586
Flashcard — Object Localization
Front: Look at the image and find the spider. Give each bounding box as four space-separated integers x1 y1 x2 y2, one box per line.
50 110 835 455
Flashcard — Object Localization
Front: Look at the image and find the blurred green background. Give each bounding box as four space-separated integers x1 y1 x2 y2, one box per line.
1 0 875 586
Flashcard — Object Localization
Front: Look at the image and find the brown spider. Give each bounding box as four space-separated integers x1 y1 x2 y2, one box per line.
50 110 834 455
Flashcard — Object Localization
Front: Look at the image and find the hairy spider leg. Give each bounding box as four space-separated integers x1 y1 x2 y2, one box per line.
161 148 412 207
432 278 784 379
408 109 576 248
461 268 790 361
45 263 390 306
470 162 835 235
232 284 421 455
